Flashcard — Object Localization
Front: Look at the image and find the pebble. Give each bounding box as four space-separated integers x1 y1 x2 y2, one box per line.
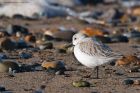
110 35 128 43
72 80 90 87
128 6 140 16
129 66 140 73
41 61 65 74
17 39 28 49
134 80 140 85
115 55 140 66
56 49 66 53
0 85 5 91
0 37 17 50
41 61 65 70
19 52 32 59
94 36 112 43
6 24 29 35
123 79 134 85
80 27 108 37
123 31 140 38
24 34 36 43
0 60 19 72
42 35 54 41
0 31 9 38
38 42 53 50
44 29 75 41
0 53 8 59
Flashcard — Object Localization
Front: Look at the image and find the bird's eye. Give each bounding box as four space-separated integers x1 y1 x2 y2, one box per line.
74 37 77 40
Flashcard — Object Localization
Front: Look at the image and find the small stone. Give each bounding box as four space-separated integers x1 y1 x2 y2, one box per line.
80 27 108 37
38 42 53 50
0 53 8 59
24 34 36 43
94 36 111 43
0 31 8 38
0 37 17 50
6 24 29 35
19 52 32 59
56 49 66 53
0 85 5 91
123 31 140 38
55 70 64 75
17 39 28 48
42 35 54 41
129 67 140 73
115 55 140 66
134 80 140 85
110 35 128 43
72 81 90 87
44 29 75 41
41 61 65 71
123 79 134 85
0 60 19 72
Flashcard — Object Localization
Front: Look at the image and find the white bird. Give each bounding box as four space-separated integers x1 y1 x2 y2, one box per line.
72 33 122 78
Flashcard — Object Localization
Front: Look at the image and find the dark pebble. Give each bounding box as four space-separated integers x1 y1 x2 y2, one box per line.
123 79 134 85
42 35 54 41
0 53 8 59
6 24 29 35
19 52 32 59
39 42 53 50
0 85 5 91
56 49 66 53
94 36 112 43
110 35 128 43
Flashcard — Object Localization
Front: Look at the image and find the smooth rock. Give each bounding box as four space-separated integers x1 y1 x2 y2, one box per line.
134 80 140 85
80 27 109 37
0 53 8 59
17 39 28 48
6 24 29 35
44 29 75 41
110 35 128 43
0 37 17 50
129 66 140 73
0 85 5 91
56 49 66 53
115 55 140 66
72 81 90 87
38 42 53 50
0 60 19 72
19 52 32 59
123 31 140 38
94 36 112 43
41 61 65 71
42 35 54 41
123 79 134 85
24 34 36 43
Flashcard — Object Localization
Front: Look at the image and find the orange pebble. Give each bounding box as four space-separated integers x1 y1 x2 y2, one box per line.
80 27 108 37
42 61 58 69
116 55 140 66
24 35 36 43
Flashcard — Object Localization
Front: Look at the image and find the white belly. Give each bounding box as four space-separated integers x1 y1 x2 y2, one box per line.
74 45 108 68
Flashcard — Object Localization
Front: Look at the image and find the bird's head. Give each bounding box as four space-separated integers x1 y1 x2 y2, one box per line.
72 33 87 45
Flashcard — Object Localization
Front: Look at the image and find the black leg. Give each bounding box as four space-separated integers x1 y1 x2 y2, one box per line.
96 66 99 79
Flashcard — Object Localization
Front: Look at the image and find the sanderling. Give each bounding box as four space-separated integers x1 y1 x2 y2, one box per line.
72 33 122 78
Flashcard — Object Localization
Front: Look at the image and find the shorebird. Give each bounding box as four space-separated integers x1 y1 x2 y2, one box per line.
72 33 122 78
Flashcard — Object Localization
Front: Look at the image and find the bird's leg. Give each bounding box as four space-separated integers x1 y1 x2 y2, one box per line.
95 66 99 79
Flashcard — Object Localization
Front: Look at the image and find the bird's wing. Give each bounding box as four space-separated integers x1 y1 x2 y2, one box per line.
79 38 122 58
